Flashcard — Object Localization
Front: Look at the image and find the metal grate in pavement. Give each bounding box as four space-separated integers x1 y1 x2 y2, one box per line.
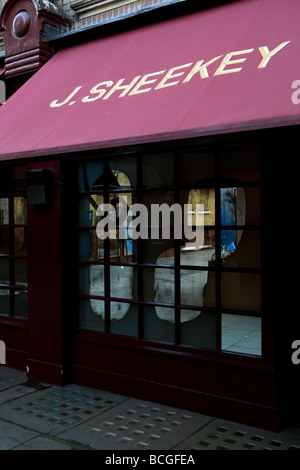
57 398 211 450
0 369 37 404
174 421 300 450
0 384 127 435
0 368 27 390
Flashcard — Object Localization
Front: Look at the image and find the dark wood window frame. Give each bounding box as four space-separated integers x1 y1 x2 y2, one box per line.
74 141 263 359
0 169 27 318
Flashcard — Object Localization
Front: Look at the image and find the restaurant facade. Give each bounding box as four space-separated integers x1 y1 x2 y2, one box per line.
0 0 299 432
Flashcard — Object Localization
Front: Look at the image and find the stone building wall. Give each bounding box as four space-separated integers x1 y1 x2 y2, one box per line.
0 0 181 53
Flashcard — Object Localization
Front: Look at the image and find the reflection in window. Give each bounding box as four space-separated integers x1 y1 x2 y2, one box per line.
0 288 9 316
77 165 134 322
221 273 261 312
142 153 173 188
0 191 27 318
0 198 8 224
89 264 133 320
220 187 245 257
76 146 262 357
155 186 246 324
143 305 175 343
222 314 261 356
0 198 9 255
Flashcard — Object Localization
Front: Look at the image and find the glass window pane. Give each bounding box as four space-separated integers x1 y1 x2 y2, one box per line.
78 230 101 261
109 237 120 259
109 237 137 263
180 189 214 253
202 271 216 309
0 198 9 224
220 144 260 183
0 288 9 316
110 300 131 322
110 302 138 337
179 149 214 186
221 273 261 312
157 248 175 266
14 227 27 254
110 265 136 300
79 192 138 262
143 267 159 302
110 192 134 217
244 187 261 225
143 305 174 343
108 192 137 263
181 234 215 266
108 154 137 189
78 264 102 295
143 190 174 211
0 228 9 255
143 239 174 265
14 259 27 285
78 194 103 226
14 197 27 224
109 170 131 190
0 258 9 282
219 186 246 262
219 187 260 227
181 188 215 225
77 160 103 192
14 289 27 318
221 187 245 227
78 298 105 331
89 264 105 301
180 269 216 318
180 311 216 349
222 313 261 356
142 152 173 188
180 269 208 310
143 267 174 305
221 230 261 269
220 228 241 255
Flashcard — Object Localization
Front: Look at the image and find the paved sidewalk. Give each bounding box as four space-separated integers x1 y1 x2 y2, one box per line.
0 366 299 451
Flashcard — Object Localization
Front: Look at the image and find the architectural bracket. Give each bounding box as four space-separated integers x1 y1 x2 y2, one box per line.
0 0 70 79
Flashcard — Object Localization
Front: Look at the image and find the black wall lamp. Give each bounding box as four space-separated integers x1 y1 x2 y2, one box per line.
25 169 53 206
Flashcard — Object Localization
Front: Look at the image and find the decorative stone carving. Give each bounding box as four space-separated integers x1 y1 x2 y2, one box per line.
0 0 70 79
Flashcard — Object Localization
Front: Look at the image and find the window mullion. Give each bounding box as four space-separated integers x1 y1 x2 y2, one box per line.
174 151 180 345
103 160 111 333
215 147 222 352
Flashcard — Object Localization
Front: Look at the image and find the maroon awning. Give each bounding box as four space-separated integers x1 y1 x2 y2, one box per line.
0 0 300 160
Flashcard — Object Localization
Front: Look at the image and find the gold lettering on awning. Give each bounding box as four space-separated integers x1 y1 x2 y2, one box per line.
49 42 291 108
